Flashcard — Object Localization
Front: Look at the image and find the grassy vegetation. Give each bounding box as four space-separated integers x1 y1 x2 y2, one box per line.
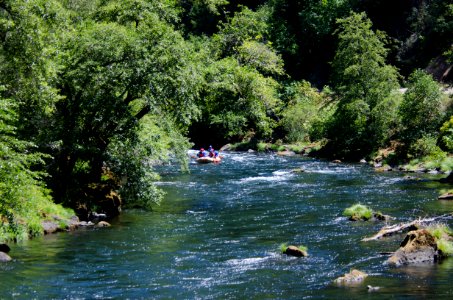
400 156 453 173
279 243 308 253
0 192 75 243
343 204 373 221
279 243 288 253
426 224 453 256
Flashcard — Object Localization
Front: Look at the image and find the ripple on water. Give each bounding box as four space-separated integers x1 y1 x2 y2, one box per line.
2 152 451 299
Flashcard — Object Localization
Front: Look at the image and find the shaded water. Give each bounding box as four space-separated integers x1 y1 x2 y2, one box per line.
2 152 453 299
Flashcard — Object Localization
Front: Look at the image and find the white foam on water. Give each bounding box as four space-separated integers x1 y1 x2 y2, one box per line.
238 175 288 183
272 170 291 176
230 155 248 162
186 210 206 215
237 171 293 184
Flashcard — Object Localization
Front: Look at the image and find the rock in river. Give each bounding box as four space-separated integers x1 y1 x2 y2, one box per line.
0 251 12 262
334 269 368 285
96 221 111 227
283 245 308 257
387 229 438 266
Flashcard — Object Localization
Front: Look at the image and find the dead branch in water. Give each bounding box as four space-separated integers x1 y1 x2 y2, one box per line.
362 214 453 241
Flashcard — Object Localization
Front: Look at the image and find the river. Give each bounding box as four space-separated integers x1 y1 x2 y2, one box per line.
1 152 453 299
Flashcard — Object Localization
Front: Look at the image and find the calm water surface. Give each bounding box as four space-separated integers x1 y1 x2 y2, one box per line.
1 152 453 299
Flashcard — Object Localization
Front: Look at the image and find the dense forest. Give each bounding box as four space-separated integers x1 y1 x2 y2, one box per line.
0 0 452 241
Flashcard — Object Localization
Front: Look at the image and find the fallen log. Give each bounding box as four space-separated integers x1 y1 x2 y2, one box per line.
362 214 453 241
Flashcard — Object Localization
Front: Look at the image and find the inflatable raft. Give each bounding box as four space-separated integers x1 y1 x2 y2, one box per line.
196 157 221 164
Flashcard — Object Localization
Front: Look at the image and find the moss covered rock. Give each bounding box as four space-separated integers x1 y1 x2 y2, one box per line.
387 229 439 266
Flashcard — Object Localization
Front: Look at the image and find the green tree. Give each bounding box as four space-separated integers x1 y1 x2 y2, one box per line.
191 5 283 145
267 0 352 82
50 3 203 210
0 95 73 241
399 69 443 144
0 0 66 144
327 12 400 158
279 81 327 143
203 57 280 141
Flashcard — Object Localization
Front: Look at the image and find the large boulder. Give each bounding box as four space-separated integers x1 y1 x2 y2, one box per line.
41 220 60 234
387 229 438 266
0 251 12 262
67 216 80 230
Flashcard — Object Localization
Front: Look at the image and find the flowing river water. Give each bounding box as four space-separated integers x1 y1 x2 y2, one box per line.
2 152 453 299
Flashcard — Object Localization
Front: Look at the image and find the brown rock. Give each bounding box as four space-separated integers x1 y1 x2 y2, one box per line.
96 221 111 227
387 229 438 266
334 269 368 284
332 160 342 163
283 245 308 257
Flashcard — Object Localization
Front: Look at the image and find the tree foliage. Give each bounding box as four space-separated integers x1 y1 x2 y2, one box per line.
327 12 400 157
399 69 443 144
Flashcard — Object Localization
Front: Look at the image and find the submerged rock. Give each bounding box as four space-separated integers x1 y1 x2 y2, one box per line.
387 229 438 266
290 168 305 173
367 285 380 292
283 245 308 257
0 252 12 262
334 269 368 285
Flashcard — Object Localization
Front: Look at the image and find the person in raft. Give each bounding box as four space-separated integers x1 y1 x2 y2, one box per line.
197 148 208 158
209 148 219 158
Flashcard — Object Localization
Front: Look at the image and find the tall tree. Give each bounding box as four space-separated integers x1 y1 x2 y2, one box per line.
327 12 400 158
267 0 352 84
49 1 203 210
399 69 443 144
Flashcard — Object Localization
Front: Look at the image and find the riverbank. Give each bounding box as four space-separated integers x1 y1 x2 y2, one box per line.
225 140 453 176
